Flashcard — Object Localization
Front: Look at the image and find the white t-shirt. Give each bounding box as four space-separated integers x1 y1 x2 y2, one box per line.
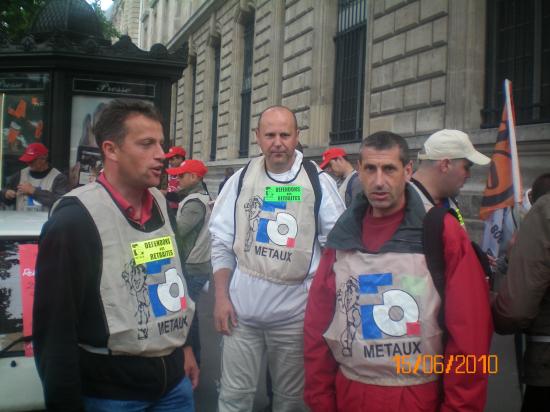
209 151 345 328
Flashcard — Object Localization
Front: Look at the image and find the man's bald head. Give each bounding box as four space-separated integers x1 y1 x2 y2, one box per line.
257 105 298 131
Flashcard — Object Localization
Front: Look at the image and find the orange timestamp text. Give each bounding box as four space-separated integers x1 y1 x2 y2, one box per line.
393 354 498 375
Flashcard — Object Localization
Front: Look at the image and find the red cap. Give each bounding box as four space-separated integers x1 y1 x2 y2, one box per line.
19 143 49 163
319 147 347 169
167 159 208 177
165 146 187 159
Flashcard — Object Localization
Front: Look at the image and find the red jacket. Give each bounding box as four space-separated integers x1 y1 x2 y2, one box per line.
304 204 493 412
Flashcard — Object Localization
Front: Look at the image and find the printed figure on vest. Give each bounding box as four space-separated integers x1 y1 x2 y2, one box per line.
303 131 493 412
320 147 362 208
167 159 212 365
411 129 491 226
162 145 186 210
33 99 198 412
209 105 345 412
0 142 69 211
492 187 550 411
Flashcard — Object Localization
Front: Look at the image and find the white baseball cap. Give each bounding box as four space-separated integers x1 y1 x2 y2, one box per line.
417 129 490 165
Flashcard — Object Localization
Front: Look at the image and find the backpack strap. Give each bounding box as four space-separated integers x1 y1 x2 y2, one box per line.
302 160 322 236
422 206 449 333
236 162 250 198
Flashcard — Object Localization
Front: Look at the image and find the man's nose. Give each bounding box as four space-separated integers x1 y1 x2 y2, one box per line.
154 142 165 160
374 169 385 187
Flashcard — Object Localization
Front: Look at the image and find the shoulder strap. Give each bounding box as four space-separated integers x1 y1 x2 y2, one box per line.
422 206 449 333
236 162 251 198
302 160 322 227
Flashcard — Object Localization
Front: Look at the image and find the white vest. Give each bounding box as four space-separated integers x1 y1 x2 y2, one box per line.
16 167 60 211
323 250 443 386
233 156 317 284
67 183 195 357
177 191 212 266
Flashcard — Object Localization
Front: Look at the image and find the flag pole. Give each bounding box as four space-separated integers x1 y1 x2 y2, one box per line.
504 79 522 207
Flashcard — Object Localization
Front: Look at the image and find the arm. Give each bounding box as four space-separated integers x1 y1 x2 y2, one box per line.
33 201 91 411
209 170 241 335
31 173 70 207
304 248 339 412
176 200 205 240
492 197 550 333
213 268 237 335
440 215 493 412
183 346 200 389
0 171 20 205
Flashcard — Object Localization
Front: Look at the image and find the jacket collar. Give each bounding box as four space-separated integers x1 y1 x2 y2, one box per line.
326 183 426 251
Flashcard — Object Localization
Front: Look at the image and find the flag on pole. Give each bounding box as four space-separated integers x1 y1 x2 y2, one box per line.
480 79 523 259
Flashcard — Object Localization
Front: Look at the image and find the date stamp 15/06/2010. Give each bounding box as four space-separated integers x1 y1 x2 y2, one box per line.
393 354 498 375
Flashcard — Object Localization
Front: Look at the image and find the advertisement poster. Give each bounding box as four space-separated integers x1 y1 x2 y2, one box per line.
0 74 48 189
18 243 38 357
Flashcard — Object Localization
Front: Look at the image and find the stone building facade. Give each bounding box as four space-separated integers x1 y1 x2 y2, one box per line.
110 0 550 236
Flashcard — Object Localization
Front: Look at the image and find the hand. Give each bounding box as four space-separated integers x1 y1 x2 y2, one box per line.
183 346 200 389
17 182 35 196
214 294 237 336
4 189 16 200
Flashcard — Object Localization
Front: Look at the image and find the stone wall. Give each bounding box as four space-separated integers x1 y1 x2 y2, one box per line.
369 0 449 136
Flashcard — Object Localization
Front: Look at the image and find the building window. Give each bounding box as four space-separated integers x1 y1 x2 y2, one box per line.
483 0 550 126
239 16 254 158
210 45 221 161
189 63 197 158
330 0 368 144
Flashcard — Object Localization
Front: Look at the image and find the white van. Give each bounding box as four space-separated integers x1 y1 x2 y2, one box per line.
0 211 47 411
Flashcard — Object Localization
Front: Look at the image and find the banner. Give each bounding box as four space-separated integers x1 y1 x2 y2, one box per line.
480 79 522 258
18 243 38 357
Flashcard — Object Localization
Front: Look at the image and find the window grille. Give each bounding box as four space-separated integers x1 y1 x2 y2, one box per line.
483 0 550 126
331 0 368 144
239 17 254 158
210 45 221 161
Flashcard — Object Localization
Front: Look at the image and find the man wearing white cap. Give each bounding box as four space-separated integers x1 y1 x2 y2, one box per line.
411 129 490 224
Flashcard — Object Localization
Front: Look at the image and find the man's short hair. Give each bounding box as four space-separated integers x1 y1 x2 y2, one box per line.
257 105 298 130
359 131 410 165
93 99 163 151
531 173 550 204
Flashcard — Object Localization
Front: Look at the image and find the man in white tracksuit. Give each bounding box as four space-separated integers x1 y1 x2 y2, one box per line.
209 105 345 412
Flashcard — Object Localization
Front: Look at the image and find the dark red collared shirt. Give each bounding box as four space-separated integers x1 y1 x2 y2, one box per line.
97 173 153 226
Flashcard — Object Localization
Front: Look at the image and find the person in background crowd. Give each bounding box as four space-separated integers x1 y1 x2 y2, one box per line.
492 186 550 411
218 167 234 195
163 146 187 209
411 129 490 225
319 147 362 207
33 99 198 412
167 159 212 365
0 142 69 211
209 105 345 412
304 131 493 412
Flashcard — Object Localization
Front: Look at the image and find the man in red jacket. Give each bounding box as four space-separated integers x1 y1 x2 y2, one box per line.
304 131 493 412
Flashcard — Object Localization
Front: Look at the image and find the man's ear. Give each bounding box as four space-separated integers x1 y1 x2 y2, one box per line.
102 140 118 162
404 160 413 181
439 159 451 173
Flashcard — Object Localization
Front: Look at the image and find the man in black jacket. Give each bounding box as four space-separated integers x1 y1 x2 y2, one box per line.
33 99 198 412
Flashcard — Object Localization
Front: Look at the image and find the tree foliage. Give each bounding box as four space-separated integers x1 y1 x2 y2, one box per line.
0 0 46 41
0 0 119 42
